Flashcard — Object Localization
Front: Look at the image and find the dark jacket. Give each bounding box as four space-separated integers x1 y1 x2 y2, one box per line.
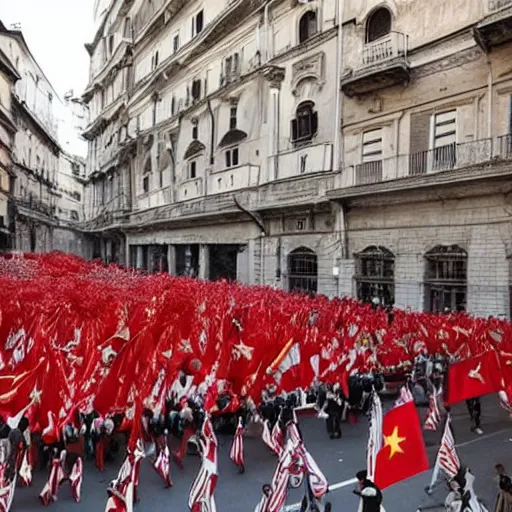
355 480 383 512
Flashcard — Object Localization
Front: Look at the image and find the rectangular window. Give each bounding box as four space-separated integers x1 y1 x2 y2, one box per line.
192 125 198 140
356 129 383 185
143 175 149 193
189 161 197 179
429 110 457 170
191 79 201 101
225 147 239 168
192 10 204 37
173 33 180 53
229 105 237 130
362 128 383 162
108 35 114 56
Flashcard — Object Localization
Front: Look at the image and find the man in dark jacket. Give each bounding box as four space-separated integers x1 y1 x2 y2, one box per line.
354 470 383 512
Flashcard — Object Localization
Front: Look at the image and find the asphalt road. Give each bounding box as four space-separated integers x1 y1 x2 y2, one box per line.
12 395 512 511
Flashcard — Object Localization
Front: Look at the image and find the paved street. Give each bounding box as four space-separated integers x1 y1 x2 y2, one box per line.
13 395 512 511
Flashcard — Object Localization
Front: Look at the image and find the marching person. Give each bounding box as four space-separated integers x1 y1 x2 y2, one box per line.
494 463 512 512
466 397 483 435
254 483 272 512
354 470 384 512
324 384 343 439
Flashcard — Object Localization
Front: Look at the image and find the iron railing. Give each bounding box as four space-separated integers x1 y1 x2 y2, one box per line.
362 32 408 68
352 135 512 186
489 0 512 11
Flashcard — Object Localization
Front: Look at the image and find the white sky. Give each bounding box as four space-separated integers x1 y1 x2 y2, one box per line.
2 0 96 99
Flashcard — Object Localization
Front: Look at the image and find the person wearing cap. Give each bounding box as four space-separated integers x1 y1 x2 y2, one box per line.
354 470 384 512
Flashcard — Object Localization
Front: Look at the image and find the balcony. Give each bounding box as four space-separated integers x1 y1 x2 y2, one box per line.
341 32 410 97
333 135 512 196
268 143 333 181
176 177 203 202
474 0 512 50
207 164 260 195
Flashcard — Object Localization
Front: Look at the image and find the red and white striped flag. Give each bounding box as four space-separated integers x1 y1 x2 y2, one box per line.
69 457 83 503
498 390 512 419
287 421 301 445
153 442 173 488
266 442 293 512
394 385 414 407
18 450 32 487
271 420 283 456
39 452 64 506
424 390 441 431
262 419 280 455
229 417 244 473
297 443 328 500
0 474 16 512
188 417 218 512
427 415 460 493
367 391 383 481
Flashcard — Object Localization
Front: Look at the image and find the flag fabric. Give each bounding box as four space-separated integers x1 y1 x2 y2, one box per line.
445 351 503 405
266 441 294 512
69 457 83 503
367 391 383 481
188 417 218 512
229 417 244 472
394 385 414 407
18 449 32 487
0 474 16 512
374 400 429 489
262 419 281 456
270 420 283 457
498 389 512 419
424 389 441 431
298 444 329 499
153 441 173 488
39 453 64 506
427 415 460 492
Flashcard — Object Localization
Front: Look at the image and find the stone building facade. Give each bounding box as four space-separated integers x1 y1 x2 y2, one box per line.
82 0 512 318
328 0 512 317
0 22 87 256
0 47 19 250
82 0 343 292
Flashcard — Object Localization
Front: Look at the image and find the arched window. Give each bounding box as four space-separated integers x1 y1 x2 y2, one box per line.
291 101 318 145
288 247 318 294
355 246 395 306
299 11 317 44
425 245 467 313
366 7 392 43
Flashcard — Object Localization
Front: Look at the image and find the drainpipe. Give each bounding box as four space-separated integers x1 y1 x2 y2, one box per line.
207 99 215 196
264 0 278 63
487 57 493 149
332 0 344 173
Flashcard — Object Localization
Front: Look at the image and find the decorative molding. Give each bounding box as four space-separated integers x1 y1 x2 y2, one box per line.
291 51 325 96
263 66 286 88
412 46 482 79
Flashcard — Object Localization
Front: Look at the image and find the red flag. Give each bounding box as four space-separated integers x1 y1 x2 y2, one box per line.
445 351 503 405
374 401 429 489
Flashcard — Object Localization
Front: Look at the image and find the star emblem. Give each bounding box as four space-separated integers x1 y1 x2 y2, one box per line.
468 362 485 384
232 341 254 361
30 386 42 404
384 426 406 459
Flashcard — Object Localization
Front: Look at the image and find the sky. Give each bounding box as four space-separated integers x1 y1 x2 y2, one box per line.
1 0 99 155
1 0 97 99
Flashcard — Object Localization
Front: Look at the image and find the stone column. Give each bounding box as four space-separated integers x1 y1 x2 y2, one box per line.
263 67 285 182
168 244 176 275
136 245 143 269
199 244 209 280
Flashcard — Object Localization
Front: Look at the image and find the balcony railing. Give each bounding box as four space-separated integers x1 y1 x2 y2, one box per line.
349 136 512 187
176 177 203 202
489 0 512 11
362 32 408 68
207 164 260 195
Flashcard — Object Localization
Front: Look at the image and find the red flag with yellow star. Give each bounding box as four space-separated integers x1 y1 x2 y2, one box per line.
374 400 429 489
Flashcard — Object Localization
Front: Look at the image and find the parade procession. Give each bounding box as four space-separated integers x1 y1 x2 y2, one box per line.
0 252 509 512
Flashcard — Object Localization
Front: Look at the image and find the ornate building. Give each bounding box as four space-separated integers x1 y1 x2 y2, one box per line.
328 0 512 317
82 0 343 289
0 46 18 250
0 21 87 255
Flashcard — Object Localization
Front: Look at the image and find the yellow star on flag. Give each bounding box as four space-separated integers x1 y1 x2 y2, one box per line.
384 426 406 459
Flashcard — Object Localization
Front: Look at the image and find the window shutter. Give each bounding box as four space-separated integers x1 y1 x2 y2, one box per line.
409 111 431 174
311 111 318 136
291 119 298 141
